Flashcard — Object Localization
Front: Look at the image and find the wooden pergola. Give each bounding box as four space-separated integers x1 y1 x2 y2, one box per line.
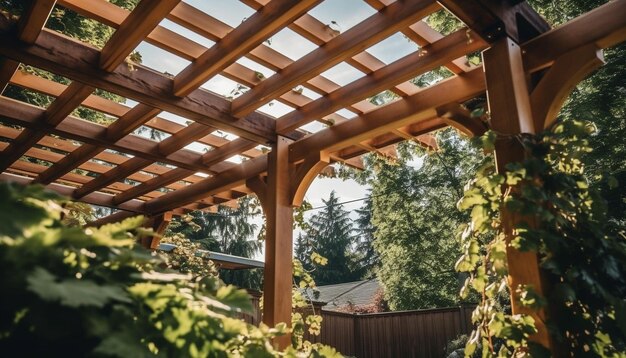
0 0 624 350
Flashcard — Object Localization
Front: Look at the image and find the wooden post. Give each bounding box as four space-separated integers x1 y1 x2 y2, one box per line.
483 38 552 350
263 135 294 349
246 137 330 350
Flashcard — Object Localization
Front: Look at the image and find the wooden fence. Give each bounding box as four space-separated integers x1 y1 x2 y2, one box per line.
240 295 473 357
305 306 474 358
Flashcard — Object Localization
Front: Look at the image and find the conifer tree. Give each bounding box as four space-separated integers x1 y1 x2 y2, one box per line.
298 191 361 285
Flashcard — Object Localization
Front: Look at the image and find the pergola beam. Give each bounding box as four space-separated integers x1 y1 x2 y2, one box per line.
231 0 439 118
0 24 278 143
17 0 56 44
290 68 486 163
0 82 94 172
276 28 486 133
172 0 320 96
99 0 181 71
0 172 146 213
7 70 265 157
0 97 221 174
144 155 268 214
438 0 549 43
521 0 626 73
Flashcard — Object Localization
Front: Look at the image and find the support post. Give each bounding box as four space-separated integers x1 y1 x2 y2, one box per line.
261 136 295 349
246 137 330 350
483 37 552 350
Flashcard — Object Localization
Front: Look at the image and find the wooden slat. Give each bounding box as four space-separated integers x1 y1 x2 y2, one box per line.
231 0 439 117
112 139 257 204
0 124 198 182
173 0 319 96
522 0 626 72
144 155 268 214
11 0 177 182
8 70 264 155
34 104 161 184
0 97 216 173
0 81 94 172
100 0 180 71
57 0 350 129
17 0 56 44
112 168 193 205
0 25 279 143
56 0 380 118
276 28 486 133
289 68 485 163
1 172 146 213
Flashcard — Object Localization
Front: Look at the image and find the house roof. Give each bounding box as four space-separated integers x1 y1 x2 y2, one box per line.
305 279 381 311
158 242 264 270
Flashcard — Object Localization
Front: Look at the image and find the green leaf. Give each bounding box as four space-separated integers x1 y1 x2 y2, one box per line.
27 267 130 307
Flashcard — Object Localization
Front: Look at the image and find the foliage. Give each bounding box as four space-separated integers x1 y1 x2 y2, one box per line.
295 191 362 285
0 182 276 356
355 130 481 310
160 233 218 278
528 0 626 226
353 196 379 278
0 182 343 357
456 121 626 357
167 196 263 290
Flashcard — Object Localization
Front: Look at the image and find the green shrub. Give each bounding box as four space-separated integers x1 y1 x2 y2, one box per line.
0 183 340 357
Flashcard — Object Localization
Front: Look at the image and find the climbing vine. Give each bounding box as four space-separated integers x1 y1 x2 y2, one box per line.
456 120 626 357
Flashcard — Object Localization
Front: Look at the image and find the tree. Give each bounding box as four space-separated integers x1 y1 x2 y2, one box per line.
528 0 626 226
166 196 264 290
355 129 482 310
296 191 361 285
353 195 379 278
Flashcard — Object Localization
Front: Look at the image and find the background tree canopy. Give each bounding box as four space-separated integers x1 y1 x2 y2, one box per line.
166 196 264 291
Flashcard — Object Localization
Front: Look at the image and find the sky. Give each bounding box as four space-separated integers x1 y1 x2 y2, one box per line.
127 0 424 260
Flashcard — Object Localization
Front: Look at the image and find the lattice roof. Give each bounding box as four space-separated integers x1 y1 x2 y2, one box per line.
0 0 623 225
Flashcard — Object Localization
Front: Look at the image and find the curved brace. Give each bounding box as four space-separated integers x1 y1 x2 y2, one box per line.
531 44 604 130
437 103 487 137
290 152 330 207
245 175 268 213
142 211 172 249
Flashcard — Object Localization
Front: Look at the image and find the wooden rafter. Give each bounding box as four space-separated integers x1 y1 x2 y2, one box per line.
522 0 626 72
230 0 440 117
290 68 486 163
0 24 279 143
7 70 265 157
17 0 56 44
172 0 320 96
276 28 486 133
0 97 227 174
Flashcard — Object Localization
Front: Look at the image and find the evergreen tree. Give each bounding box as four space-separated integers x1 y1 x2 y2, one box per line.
295 232 313 271
357 129 481 310
167 196 263 290
354 195 379 278
298 191 361 285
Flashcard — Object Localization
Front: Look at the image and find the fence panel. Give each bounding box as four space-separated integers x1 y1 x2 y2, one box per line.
315 306 474 358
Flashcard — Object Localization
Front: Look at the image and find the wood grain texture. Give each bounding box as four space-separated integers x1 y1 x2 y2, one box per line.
231 0 439 117
0 25 277 143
